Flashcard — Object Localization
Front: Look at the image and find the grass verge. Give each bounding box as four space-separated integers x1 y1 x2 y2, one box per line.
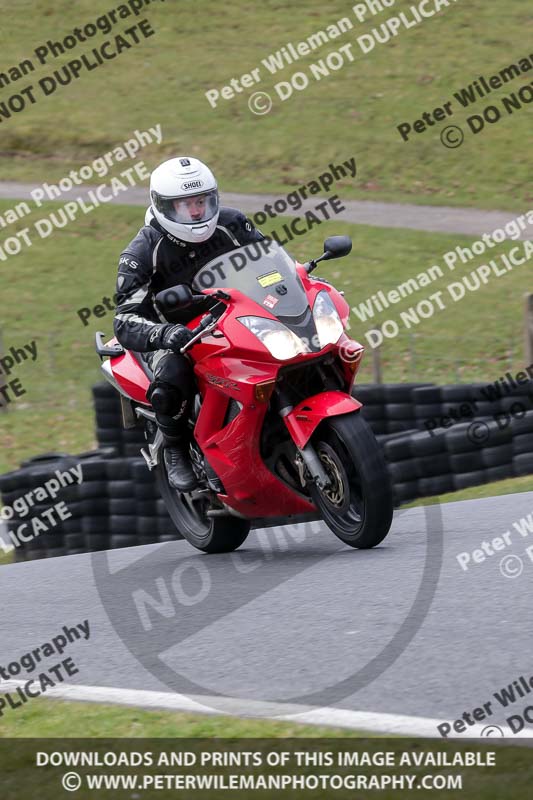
0 1 531 209
406 474 532 508
0 698 365 738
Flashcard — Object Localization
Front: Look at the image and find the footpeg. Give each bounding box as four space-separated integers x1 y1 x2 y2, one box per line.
141 448 156 471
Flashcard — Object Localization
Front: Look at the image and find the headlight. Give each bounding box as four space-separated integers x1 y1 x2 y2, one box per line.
238 316 309 360
313 291 343 348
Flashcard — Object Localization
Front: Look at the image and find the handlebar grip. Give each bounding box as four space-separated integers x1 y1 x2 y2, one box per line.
200 313 215 328
191 313 214 337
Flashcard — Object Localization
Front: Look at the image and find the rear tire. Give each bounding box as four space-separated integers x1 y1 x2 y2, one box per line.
154 460 250 554
309 412 393 548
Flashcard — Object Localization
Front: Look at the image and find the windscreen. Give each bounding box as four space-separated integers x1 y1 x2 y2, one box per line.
192 240 309 319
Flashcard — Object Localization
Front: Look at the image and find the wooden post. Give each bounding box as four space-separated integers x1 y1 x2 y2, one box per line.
0 329 7 414
409 334 416 380
372 330 382 384
525 293 533 367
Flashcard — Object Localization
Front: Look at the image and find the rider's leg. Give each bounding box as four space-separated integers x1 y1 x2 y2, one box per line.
143 350 197 491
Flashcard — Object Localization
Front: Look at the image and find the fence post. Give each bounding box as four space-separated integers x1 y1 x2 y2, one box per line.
409 334 417 380
0 329 7 414
525 293 533 367
371 333 382 384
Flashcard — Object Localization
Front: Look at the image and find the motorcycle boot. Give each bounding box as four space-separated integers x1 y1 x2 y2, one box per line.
163 438 197 492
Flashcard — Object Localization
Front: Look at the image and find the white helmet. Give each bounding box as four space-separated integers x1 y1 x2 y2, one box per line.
150 157 219 243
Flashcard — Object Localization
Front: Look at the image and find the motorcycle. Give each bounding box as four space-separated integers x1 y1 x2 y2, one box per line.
96 235 393 553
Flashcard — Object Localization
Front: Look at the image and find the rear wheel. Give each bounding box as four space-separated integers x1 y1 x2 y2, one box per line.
309 412 393 548
154 460 250 554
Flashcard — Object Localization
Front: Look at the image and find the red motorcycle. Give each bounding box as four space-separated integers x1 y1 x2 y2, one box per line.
96 236 393 553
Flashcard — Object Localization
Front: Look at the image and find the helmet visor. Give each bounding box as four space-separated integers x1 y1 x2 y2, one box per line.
151 188 219 225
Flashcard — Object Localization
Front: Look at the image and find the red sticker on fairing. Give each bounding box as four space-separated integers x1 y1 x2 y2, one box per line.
263 294 279 309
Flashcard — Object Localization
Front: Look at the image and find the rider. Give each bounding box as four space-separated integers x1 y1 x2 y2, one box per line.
113 157 264 491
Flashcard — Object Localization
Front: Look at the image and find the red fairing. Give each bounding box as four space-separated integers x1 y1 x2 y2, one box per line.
107 337 151 404
296 264 351 326
284 391 362 448
194 361 316 517
295 265 365 388
191 319 317 517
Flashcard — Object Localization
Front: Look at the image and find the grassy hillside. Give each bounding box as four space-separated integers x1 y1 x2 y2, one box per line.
0 198 530 473
0 0 530 209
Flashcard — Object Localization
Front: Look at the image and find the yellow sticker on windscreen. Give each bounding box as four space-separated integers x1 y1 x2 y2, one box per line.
257 271 283 288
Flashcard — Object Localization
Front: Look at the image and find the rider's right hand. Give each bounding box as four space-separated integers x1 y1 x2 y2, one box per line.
160 324 195 353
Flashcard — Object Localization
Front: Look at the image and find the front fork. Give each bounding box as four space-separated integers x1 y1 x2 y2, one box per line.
294 445 331 490
279 389 363 491
278 401 331 491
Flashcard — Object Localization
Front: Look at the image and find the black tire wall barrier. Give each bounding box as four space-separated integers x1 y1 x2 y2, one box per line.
1 380 532 560
0 451 181 562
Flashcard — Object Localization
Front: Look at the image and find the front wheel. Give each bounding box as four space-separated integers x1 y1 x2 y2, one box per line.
154 462 250 554
308 412 393 548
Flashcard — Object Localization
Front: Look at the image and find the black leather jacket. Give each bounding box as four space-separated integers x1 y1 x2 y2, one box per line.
114 206 263 352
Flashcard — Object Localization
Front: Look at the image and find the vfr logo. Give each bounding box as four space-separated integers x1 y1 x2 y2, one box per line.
206 374 239 391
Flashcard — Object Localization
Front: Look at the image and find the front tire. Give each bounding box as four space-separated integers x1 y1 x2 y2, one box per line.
154 462 250 554
309 412 393 548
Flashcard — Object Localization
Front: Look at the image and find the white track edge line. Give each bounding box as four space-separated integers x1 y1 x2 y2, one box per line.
0 680 527 740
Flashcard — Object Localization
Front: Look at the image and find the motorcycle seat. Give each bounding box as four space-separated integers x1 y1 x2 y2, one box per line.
130 351 154 381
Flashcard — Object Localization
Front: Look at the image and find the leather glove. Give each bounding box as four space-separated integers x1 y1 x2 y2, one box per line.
159 324 195 353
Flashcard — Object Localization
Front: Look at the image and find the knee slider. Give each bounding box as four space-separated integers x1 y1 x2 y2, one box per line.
149 383 181 415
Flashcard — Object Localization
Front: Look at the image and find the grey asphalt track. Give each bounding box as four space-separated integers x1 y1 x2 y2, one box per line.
0 181 530 239
1 490 532 731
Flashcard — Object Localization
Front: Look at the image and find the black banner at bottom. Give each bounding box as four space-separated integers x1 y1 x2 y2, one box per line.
0 738 531 798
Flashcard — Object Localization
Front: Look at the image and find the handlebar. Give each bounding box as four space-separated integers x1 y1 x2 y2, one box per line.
178 313 218 354
193 313 216 336
192 289 231 306
179 291 231 353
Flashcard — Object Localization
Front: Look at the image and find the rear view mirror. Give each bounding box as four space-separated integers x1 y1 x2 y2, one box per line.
155 284 193 313
322 236 352 261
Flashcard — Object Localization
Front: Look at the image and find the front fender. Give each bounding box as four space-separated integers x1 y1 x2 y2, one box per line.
283 391 362 448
